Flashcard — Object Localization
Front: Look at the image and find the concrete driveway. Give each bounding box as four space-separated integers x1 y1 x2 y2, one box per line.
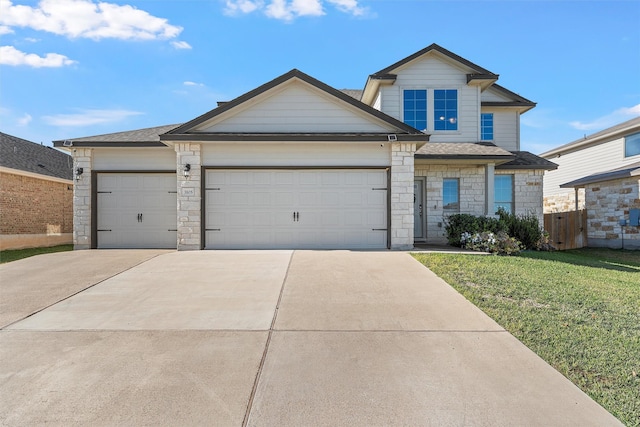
0 250 622 426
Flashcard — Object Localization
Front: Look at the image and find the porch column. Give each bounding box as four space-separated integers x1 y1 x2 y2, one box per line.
175 143 202 250
485 163 495 216
73 148 92 250
390 142 416 250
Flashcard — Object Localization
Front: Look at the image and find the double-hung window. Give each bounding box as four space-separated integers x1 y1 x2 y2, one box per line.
494 175 514 214
625 132 640 157
434 89 458 131
403 89 427 131
481 113 494 141
443 178 460 213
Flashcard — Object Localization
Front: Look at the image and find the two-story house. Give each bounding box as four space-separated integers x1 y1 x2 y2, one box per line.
55 44 556 250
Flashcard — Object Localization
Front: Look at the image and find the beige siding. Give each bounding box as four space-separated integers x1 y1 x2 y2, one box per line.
199 83 390 133
202 142 391 167
93 148 176 170
487 110 519 151
378 56 479 142
543 137 638 200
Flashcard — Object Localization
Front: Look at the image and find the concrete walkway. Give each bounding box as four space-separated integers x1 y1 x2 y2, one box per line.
0 250 622 426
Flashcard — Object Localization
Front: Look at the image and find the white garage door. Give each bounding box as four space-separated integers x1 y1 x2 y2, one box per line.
205 169 388 249
96 173 177 249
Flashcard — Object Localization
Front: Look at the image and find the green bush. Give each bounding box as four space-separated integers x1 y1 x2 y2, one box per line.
444 214 503 246
445 210 546 251
496 208 542 250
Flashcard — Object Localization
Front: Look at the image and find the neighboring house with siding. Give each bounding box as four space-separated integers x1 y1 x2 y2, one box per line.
0 132 74 250
541 117 640 212
541 118 640 249
54 44 556 250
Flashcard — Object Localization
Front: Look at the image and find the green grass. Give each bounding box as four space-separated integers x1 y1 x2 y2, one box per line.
0 244 73 264
412 248 640 427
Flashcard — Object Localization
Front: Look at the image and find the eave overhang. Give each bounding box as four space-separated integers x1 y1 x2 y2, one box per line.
53 141 168 148
467 73 499 91
361 74 397 106
161 132 429 146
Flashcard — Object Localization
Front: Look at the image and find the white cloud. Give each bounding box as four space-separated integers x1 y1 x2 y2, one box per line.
0 45 76 67
171 40 192 50
18 113 32 126
0 0 182 40
327 0 366 16
224 0 264 15
225 0 366 20
42 108 143 126
569 104 640 131
0 25 14 34
184 81 204 86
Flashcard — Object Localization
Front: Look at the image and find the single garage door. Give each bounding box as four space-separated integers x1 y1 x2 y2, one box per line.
96 173 177 248
205 169 388 249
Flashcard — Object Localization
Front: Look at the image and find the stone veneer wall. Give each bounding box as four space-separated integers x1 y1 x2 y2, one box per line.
414 166 545 245
390 143 416 249
73 148 92 249
585 177 640 249
544 189 586 213
175 143 202 250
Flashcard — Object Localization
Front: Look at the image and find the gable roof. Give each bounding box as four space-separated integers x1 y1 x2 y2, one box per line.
52 124 179 147
541 116 640 158
371 43 497 78
163 69 425 140
481 84 536 111
1 132 73 180
560 162 640 188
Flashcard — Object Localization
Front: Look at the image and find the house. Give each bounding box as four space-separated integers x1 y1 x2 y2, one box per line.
0 132 73 250
541 118 640 249
54 44 556 250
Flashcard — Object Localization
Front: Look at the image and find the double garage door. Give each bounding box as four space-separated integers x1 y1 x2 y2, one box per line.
205 169 388 249
95 169 388 249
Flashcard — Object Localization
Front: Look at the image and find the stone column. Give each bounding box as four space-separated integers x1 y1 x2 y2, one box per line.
485 163 495 216
390 142 416 250
175 143 202 250
73 148 92 249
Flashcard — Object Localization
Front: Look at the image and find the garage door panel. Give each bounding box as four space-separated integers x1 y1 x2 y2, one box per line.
97 173 176 249
205 169 387 249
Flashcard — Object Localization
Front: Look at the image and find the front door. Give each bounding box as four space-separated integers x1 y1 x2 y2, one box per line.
414 178 425 241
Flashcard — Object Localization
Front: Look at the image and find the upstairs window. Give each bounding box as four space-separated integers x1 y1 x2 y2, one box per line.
481 113 494 141
443 178 460 213
434 89 458 131
403 90 427 131
625 132 640 157
494 175 514 214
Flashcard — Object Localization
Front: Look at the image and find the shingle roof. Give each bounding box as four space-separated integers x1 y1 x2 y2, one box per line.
339 89 363 100
52 124 180 146
0 132 73 180
497 151 558 170
415 142 514 159
560 162 640 188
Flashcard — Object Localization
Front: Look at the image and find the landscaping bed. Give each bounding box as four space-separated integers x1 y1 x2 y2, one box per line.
412 248 640 426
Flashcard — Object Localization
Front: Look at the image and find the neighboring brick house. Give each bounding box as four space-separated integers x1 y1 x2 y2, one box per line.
0 132 74 250
54 44 556 250
541 117 640 249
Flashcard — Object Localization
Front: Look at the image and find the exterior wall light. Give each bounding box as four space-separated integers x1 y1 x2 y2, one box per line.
75 167 83 181
184 164 191 177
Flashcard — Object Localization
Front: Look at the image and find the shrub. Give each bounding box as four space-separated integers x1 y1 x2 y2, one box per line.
444 214 503 246
460 231 522 256
496 209 542 250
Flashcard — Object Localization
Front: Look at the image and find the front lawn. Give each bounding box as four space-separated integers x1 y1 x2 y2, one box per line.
412 248 640 427
0 244 73 264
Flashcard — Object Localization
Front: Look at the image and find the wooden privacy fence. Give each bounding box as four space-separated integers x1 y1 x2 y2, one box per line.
543 210 587 250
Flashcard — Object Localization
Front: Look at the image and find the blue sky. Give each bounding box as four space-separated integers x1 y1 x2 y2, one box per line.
1 0 639 154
